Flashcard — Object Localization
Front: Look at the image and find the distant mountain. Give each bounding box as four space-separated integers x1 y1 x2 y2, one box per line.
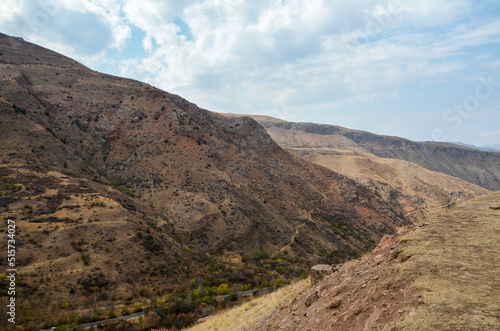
452 142 500 153
244 115 500 191
222 115 489 219
482 144 500 152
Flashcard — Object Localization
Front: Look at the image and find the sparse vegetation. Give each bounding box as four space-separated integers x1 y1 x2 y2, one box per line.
108 178 134 197
81 253 90 265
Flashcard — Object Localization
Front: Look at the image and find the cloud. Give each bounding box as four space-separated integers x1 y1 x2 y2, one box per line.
1 0 499 144
481 129 500 137
113 0 494 111
0 0 130 64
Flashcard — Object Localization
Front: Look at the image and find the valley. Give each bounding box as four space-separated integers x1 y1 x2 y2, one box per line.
193 190 500 330
0 33 498 330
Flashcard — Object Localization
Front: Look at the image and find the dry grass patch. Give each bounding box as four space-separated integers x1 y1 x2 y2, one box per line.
396 192 500 330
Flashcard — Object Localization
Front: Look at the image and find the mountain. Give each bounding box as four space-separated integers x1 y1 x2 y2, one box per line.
453 142 500 153
481 144 500 152
0 33 412 329
222 115 489 220
244 115 500 192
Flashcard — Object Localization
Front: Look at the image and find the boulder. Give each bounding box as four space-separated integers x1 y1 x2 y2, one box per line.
310 264 334 286
304 291 319 307
373 253 387 265
328 297 342 309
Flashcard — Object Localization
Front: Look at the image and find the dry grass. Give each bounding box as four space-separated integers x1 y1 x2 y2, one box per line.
289 147 488 215
396 191 500 330
185 278 310 331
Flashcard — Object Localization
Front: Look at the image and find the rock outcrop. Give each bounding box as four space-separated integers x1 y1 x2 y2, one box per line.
310 264 335 286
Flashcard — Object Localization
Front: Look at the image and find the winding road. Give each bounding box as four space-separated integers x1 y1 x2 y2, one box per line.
41 311 145 330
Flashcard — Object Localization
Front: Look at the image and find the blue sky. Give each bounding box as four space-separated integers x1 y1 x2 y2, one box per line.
1 0 500 146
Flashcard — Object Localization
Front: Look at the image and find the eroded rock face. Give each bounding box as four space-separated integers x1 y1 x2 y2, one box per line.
311 264 334 286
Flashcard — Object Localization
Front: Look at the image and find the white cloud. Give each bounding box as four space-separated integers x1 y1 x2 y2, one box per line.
390 0 471 27
1 0 500 144
113 1 487 106
0 0 130 64
481 129 500 137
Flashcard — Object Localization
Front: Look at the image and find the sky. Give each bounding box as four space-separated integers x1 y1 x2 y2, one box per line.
1 0 500 146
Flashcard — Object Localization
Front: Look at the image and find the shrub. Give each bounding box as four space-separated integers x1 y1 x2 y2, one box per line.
217 284 229 295
244 250 270 262
81 254 90 265
242 284 252 291
133 302 143 312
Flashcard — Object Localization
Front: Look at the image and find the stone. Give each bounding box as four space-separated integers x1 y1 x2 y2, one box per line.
197 316 211 324
304 291 319 307
311 264 334 286
390 244 402 260
373 254 387 265
328 297 342 309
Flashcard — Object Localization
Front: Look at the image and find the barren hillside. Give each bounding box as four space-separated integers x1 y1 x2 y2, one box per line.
0 33 413 329
247 115 500 191
192 191 500 330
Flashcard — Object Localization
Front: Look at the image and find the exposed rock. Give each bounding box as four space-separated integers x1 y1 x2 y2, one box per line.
374 254 387 265
197 316 211 324
304 291 319 307
390 244 402 260
311 264 334 286
328 297 342 309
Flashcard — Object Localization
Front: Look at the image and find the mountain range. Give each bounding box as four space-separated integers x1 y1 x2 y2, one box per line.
0 33 497 329
243 115 500 192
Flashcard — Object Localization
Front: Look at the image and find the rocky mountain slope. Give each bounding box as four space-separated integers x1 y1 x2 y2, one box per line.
192 191 500 330
223 115 490 218
252 191 500 331
0 33 413 329
0 33 411 259
247 115 500 192
293 148 489 218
